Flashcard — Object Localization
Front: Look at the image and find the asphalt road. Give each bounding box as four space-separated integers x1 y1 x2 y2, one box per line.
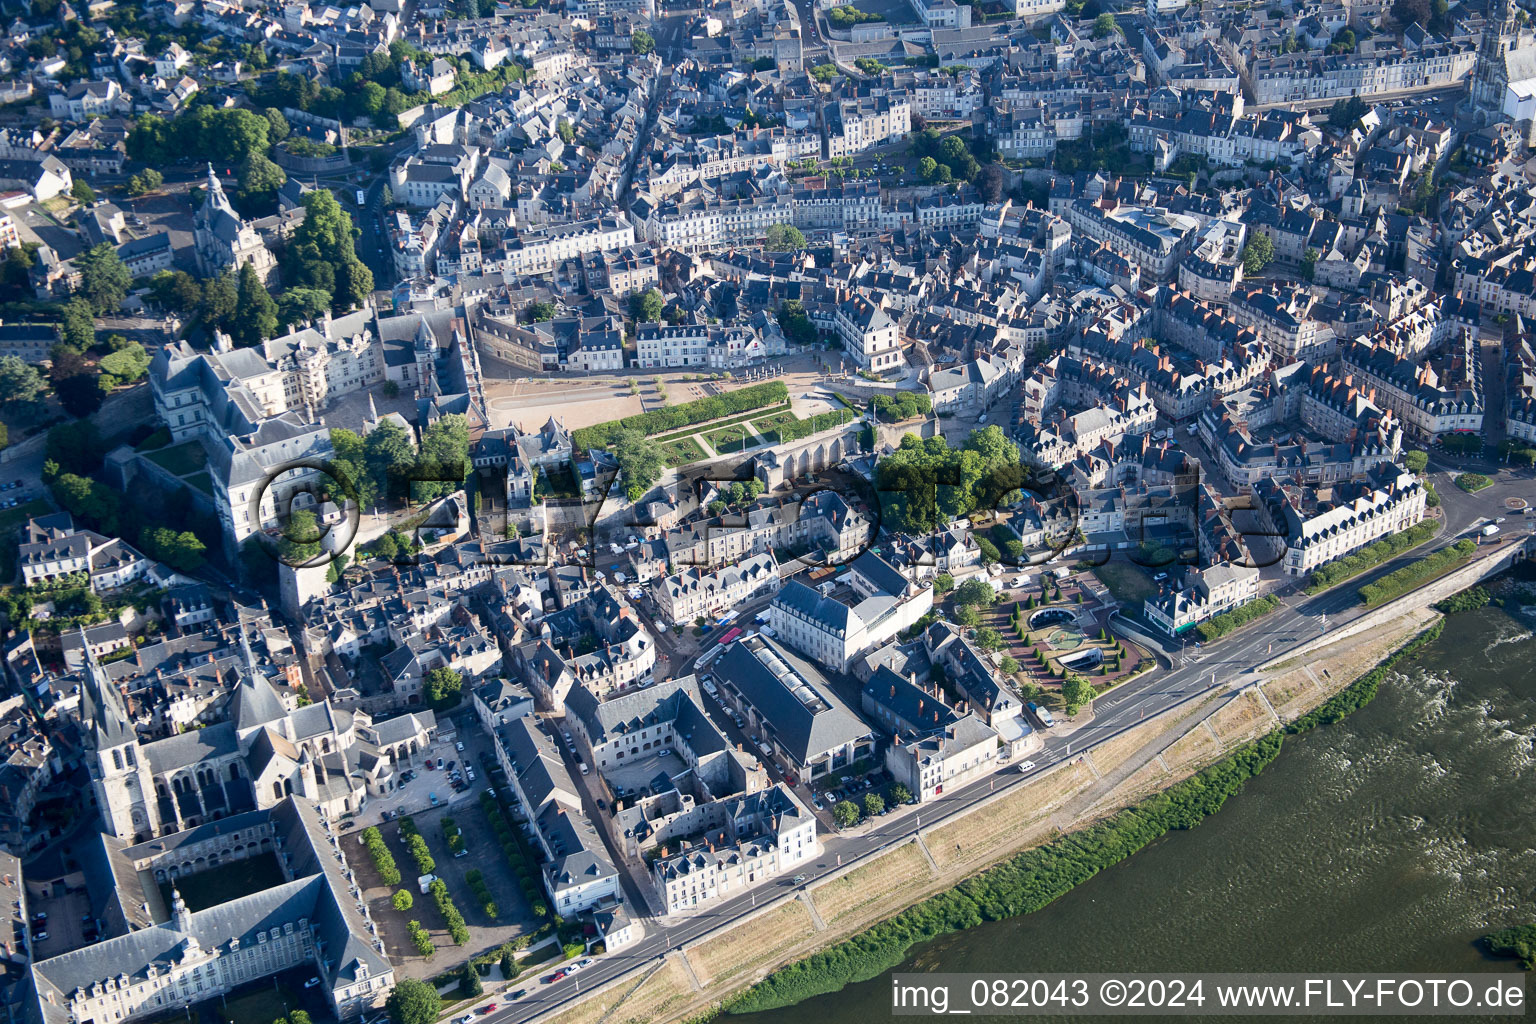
476 453 1532 1023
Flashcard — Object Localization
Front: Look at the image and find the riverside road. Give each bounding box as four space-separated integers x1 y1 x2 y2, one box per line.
487 458 1529 1024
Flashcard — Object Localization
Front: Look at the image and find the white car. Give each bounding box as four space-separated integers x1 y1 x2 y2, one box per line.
1018 760 1037 773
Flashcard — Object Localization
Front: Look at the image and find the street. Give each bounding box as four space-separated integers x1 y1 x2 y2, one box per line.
479 452 1529 1024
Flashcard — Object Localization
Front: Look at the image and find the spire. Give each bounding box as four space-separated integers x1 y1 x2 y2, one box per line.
171 888 191 931
80 627 132 749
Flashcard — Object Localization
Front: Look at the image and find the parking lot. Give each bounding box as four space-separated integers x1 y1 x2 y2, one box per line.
350 791 540 981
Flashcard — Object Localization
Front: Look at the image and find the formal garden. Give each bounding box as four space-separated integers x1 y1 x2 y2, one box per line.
937 572 1150 715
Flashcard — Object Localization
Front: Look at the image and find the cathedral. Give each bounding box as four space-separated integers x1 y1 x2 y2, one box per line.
1471 0 1536 119
192 164 280 284
83 629 436 844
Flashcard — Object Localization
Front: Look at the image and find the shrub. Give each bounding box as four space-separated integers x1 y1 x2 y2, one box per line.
1358 541 1476 607
465 869 499 920
1303 520 1442 593
563 941 586 960
1454 472 1492 492
725 730 1290 1014
392 889 414 912
1195 595 1281 642
406 921 434 958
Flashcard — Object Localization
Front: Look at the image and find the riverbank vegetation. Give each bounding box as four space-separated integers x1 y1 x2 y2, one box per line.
1284 620 1443 733
724 621 1445 1016
1434 585 1492 614
1358 540 1476 607
1483 924 1536 969
1303 520 1441 593
727 733 1285 1013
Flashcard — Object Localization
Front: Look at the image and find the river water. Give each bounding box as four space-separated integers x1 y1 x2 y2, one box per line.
735 602 1536 1022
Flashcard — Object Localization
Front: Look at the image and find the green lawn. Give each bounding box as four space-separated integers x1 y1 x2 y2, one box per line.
752 411 800 444
1093 562 1159 607
220 982 300 1024
160 851 288 912
659 437 707 466
145 440 209 477
705 424 758 454
651 403 791 446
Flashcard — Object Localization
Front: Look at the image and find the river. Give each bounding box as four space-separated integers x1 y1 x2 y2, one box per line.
734 601 1536 1022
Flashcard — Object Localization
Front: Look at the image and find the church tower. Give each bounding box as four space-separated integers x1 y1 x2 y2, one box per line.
1472 0 1519 116
80 633 159 842
193 163 280 284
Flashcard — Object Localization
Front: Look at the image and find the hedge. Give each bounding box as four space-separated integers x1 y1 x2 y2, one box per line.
442 816 466 857
407 920 434 957
573 381 789 449
727 621 1445 1015
465 868 499 920
1195 594 1280 642
1358 540 1476 607
481 793 551 920
1454 472 1492 492
1303 520 1441 593
767 407 857 445
430 878 471 945
361 827 401 886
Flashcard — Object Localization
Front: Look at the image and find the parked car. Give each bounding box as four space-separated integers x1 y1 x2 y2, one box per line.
430 792 439 806
479 1004 497 1014
455 741 465 752
658 748 673 758
436 757 445 769
305 977 322 989
508 990 526 1001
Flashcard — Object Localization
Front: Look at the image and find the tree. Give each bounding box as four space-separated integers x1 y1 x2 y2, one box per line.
764 223 806 251
556 117 575 144
629 287 664 322
1404 449 1429 473
392 889 414 912
934 572 954 594
364 419 416 507
1061 673 1094 715
954 578 996 607
277 508 322 564
832 800 860 827
917 155 938 181
0 356 48 412
126 167 164 196
236 151 287 213
862 792 885 817
141 527 207 572
50 348 102 418
200 269 238 329
385 978 441 1024
1092 12 1119 36
976 162 1007 203
527 301 556 322
150 269 201 311
47 420 104 476
233 261 279 347
631 29 655 54
974 626 1003 652
286 190 369 312
415 413 469 502
956 605 982 628
99 341 150 389
1301 247 1319 281
71 179 95 205
76 243 131 314
425 666 463 708
613 428 664 501
889 783 912 804
278 287 333 327
999 654 1019 674
1241 233 1275 275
